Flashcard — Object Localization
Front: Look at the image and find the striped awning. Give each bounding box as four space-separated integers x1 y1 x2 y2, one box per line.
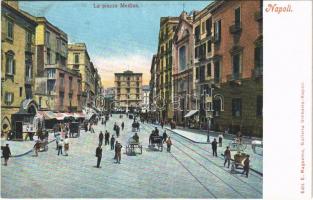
74 112 85 119
37 111 57 120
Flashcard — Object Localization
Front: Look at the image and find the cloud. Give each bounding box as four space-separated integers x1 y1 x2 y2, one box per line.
92 51 153 88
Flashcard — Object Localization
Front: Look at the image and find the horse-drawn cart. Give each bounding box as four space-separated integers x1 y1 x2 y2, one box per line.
231 152 249 172
149 135 163 151
125 138 142 155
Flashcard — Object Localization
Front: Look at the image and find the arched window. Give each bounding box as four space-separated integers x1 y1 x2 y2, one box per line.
213 94 224 111
179 46 186 71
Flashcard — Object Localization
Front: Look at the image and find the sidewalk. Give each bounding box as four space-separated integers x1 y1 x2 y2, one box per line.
1 132 56 157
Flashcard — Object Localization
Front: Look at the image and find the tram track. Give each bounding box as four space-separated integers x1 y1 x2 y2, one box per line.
141 123 262 197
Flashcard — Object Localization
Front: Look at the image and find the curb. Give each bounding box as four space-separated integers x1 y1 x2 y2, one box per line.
10 139 56 158
166 128 263 177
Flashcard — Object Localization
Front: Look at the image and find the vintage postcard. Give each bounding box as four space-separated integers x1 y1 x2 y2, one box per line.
0 0 312 199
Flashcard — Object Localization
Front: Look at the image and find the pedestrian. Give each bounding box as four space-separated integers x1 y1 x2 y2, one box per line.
104 119 106 127
110 135 115 150
95 145 102 168
57 139 63 156
166 137 172 152
34 140 40 157
114 141 118 159
116 126 120 138
242 155 250 177
211 138 217 157
224 146 231 168
218 133 223 147
154 127 159 136
115 142 123 164
162 130 168 143
91 124 95 133
55 133 61 150
237 131 242 144
161 121 164 129
64 136 69 156
99 131 104 146
1 144 11 166
121 122 124 130
105 131 110 145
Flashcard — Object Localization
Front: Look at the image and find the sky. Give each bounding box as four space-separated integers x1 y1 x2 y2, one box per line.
20 1 211 88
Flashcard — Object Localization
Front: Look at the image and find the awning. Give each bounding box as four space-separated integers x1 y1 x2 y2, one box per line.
37 111 57 120
184 110 199 118
55 113 66 121
74 112 86 119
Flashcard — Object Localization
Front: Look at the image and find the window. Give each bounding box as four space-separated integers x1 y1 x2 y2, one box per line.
214 20 221 42
196 67 199 80
254 46 263 68
26 64 32 80
47 80 56 94
179 46 186 71
5 53 15 75
201 21 205 34
199 65 205 82
60 73 64 87
207 40 212 53
235 7 241 25
195 46 199 59
256 95 263 116
5 92 14 105
45 31 50 45
199 43 206 59
56 38 61 51
7 20 14 40
47 49 51 64
232 98 242 117
195 25 200 42
26 31 32 47
232 53 241 78
214 61 220 82
19 87 23 97
60 94 64 108
47 69 56 78
74 53 79 64
206 18 212 35
207 63 211 76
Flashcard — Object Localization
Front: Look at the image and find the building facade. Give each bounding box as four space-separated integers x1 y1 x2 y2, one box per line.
172 11 195 126
142 85 150 113
210 0 263 136
114 70 143 113
1 1 37 136
156 17 179 121
33 17 82 113
149 54 157 112
68 43 95 107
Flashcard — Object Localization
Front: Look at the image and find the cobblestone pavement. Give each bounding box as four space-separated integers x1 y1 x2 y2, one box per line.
1 114 262 198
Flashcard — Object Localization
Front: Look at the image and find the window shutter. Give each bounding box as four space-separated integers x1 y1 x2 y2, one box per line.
5 56 9 74
13 59 16 75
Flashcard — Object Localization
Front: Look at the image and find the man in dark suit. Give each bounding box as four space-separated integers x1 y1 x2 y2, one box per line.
211 138 218 157
96 145 102 168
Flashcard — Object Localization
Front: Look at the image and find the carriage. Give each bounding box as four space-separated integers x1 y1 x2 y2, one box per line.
69 122 80 138
132 121 140 132
231 152 249 173
125 137 142 155
149 135 163 151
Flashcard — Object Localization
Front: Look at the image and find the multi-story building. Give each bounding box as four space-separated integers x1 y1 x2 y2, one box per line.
172 11 195 126
210 0 263 136
156 16 179 121
114 70 142 113
1 1 37 137
103 87 115 112
68 43 94 107
142 85 150 113
33 17 82 113
149 54 158 111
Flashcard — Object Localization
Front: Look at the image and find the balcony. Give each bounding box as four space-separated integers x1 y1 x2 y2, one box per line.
227 73 242 85
252 67 263 78
254 11 263 21
45 63 63 69
229 22 242 34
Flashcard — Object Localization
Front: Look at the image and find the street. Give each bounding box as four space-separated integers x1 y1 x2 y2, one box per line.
1 114 262 198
